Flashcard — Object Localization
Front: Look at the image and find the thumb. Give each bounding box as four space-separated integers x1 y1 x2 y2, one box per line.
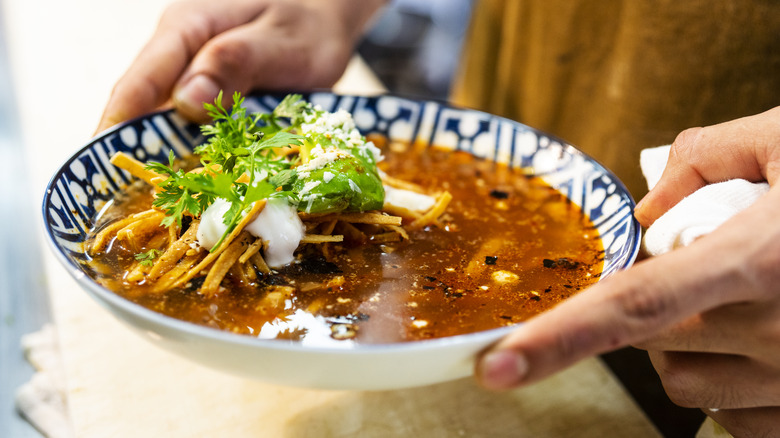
171 6 356 121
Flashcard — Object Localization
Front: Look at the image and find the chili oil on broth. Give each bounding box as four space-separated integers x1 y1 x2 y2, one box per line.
85 144 604 346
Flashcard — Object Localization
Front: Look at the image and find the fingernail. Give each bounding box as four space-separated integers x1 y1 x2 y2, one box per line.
174 75 220 116
478 349 528 390
634 197 646 215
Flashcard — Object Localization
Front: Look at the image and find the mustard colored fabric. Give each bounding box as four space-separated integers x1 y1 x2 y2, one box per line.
451 0 780 197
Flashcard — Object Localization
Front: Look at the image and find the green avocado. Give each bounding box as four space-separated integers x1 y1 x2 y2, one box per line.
293 153 384 214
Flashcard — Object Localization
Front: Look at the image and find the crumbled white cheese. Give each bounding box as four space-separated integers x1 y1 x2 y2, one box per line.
383 185 436 212
364 141 384 162
322 171 335 183
347 179 362 193
298 180 322 197
296 145 351 178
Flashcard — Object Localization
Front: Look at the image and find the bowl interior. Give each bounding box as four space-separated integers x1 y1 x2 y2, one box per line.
42 92 641 389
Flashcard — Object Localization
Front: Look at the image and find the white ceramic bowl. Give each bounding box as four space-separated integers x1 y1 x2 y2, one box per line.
43 92 641 390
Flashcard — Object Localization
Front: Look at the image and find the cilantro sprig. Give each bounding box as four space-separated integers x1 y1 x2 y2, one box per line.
145 92 307 249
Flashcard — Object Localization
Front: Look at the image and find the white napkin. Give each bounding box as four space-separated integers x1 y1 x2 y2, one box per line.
640 145 769 256
15 324 73 438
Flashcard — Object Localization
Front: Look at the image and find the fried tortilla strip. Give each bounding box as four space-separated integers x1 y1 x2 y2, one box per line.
385 224 409 241
381 173 426 192
300 234 344 243
201 232 254 296
381 203 422 221
238 238 263 264
148 220 201 280
110 152 164 186
90 209 162 254
168 200 267 290
304 212 402 226
250 252 271 275
151 253 203 293
408 191 452 230
115 213 168 252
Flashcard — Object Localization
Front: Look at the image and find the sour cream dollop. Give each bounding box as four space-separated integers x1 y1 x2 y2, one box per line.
244 197 305 268
197 197 305 269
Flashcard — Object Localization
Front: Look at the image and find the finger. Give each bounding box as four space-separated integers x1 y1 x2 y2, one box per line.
171 2 353 121
707 406 780 438
634 106 780 227
96 0 270 132
475 194 780 390
649 351 780 409
634 302 780 364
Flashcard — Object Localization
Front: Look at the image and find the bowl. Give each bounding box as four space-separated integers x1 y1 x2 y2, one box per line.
42 92 641 390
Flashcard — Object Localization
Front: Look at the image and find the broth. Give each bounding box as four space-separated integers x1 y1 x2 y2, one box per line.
86 143 603 345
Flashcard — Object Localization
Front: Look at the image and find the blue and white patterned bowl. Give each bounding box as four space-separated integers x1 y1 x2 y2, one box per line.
43 92 640 390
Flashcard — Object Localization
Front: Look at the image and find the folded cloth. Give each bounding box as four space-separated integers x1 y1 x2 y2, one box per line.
640 145 769 256
15 324 73 438
640 145 770 438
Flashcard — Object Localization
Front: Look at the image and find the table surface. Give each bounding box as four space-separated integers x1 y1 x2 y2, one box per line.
0 1 703 437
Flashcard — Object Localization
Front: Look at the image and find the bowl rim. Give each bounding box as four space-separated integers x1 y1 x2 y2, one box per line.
41 90 641 356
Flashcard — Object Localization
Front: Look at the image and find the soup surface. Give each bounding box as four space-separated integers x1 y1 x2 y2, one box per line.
87 143 603 346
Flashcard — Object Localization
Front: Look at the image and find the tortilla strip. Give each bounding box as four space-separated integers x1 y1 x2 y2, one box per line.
408 191 452 230
369 232 403 244
381 203 422 221
385 224 410 241
151 253 203 293
201 232 254 296
116 214 168 252
300 234 344 243
250 252 271 275
90 209 162 254
238 238 263 264
304 212 402 226
148 220 201 280
168 200 267 290
381 173 426 192
110 152 163 186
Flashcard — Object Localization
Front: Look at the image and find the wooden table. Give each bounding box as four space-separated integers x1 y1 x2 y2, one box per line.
3 0 664 436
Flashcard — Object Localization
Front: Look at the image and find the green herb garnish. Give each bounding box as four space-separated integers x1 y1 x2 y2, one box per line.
144 91 385 250
135 249 162 267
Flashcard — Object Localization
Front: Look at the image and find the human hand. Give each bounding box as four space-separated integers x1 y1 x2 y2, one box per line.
96 0 386 132
475 107 780 437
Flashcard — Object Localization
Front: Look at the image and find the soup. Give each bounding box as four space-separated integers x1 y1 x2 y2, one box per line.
84 94 603 346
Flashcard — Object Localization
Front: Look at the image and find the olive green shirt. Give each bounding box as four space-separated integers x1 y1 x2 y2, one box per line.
451 0 780 197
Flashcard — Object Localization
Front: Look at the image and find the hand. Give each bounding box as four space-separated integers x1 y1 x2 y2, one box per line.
475 106 780 437
96 0 386 132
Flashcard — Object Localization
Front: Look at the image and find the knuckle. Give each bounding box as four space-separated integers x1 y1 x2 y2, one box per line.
616 287 675 326
205 39 254 76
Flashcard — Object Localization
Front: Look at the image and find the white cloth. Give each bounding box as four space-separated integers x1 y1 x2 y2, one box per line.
640 145 769 256
15 324 73 438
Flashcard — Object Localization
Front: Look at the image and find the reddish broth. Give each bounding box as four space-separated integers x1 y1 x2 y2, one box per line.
86 144 603 345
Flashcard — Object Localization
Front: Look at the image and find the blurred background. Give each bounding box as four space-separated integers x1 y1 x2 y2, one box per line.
358 0 473 100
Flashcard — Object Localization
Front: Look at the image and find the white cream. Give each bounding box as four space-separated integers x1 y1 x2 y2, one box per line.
383 185 436 212
196 198 232 250
244 197 305 268
197 197 305 269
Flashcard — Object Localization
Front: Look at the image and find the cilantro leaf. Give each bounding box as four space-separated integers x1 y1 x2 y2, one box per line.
135 249 162 267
